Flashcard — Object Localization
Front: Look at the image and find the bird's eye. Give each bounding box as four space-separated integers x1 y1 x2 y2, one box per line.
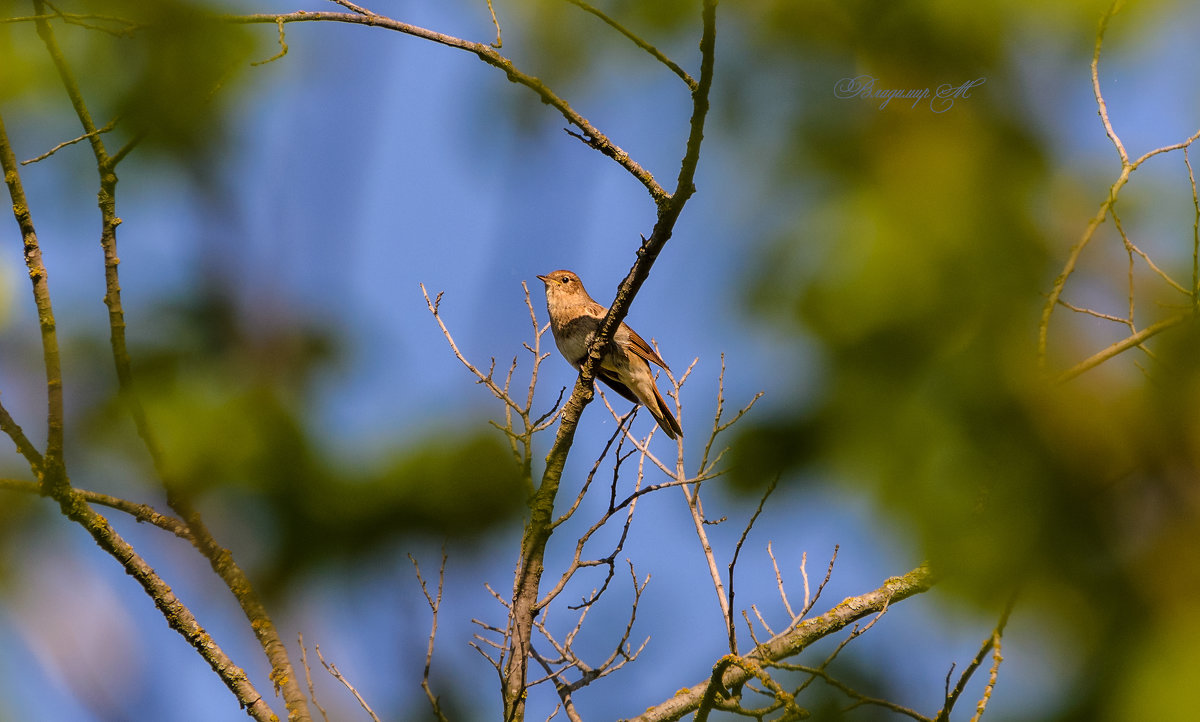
561 278 570 284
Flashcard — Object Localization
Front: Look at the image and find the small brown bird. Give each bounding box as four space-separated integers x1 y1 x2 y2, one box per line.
537 270 683 440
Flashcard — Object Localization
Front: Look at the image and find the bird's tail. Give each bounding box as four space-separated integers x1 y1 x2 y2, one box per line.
649 386 683 440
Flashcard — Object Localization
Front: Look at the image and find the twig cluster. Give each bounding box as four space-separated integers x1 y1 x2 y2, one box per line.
1041 0 1200 381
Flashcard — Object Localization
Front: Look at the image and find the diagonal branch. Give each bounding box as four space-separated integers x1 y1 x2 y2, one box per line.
726 477 778 653
1055 313 1189 383
936 596 1016 722
3 78 282 721
0 394 44 473
28 5 311 717
0 111 65 495
564 0 697 90
227 8 667 203
0 478 193 541
628 564 935 722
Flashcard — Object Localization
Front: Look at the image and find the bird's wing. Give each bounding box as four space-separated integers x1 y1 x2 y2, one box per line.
596 369 642 405
622 324 670 371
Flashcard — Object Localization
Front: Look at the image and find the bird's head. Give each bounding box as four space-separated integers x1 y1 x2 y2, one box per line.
536 270 586 300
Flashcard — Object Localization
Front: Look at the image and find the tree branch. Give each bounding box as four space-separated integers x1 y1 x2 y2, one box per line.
1038 0 1200 369
0 478 193 541
626 564 935 722
564 0 697 90
27 4 312 716
227 8 666 203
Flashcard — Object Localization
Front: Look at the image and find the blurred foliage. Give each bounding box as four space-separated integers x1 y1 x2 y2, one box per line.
82 289 526 592
0 0 254 158
690 1 1195 720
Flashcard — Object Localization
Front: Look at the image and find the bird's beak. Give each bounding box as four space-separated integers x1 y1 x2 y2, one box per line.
536 274 549 283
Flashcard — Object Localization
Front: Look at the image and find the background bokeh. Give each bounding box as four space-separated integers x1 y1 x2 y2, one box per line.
2 0 1200 720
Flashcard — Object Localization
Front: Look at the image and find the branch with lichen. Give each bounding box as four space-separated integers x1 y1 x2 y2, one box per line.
25 4 312 716
2 92 282 722
628 565 935 722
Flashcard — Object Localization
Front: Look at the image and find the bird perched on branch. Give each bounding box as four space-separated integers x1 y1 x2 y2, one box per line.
536 270 683 440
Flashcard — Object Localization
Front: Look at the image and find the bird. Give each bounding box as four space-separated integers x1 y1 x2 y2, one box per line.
536 270 683 440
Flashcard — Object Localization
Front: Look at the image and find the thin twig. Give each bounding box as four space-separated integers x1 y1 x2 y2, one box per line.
228 10 667 202
970 629 1004 722
767 542 796 621
1055 313 1189 383
564 0 696 90
0 478 193 542
1056 297 1135 329
411 550 451 722
787 662 931 721
799 545 839 620
3 5 137 36
21 117 118 164
485 0 502 47
0 395 44 473
298 635 331 722
632 565 934 722
1038 0 1200 367
1187 145 1200 310
251 17 288 66
328 0 375 16
315 645 382 722
937 597 1016 722
726 477 778 653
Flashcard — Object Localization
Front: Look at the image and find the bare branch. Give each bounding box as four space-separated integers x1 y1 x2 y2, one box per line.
484 582 513 610
563 0 697 90
1187 144 1200 309
1056 298 1136 329
411 550 451 722
0 102 65 496
0 478 193 542
799 545 839 620
24 8 310 714
726 477 778 653
793 603 893 696
228 10 667 202
315 645 382 722
251 17 288 66
552 413 632 530
1055 313 1189 383
1091 0 1127 166
1038 0 1200 367
767 542 796 622
327 0 375 16
3 4 137 36
787 662 932 721
21 117 118 164
743 607 767 648
680 478 730 628
1112 205 1189 296
423 284 527 416
700 356 764 479
937 597 1016 722
485 0 502 47
970 629 1004 722
749 604 775 640
298 635 331 722
0 395 45 473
